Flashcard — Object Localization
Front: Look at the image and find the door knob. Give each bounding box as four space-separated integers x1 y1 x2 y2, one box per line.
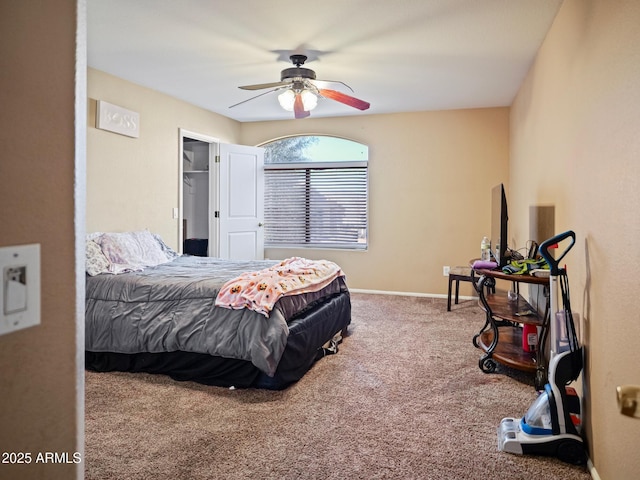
258 222 264 227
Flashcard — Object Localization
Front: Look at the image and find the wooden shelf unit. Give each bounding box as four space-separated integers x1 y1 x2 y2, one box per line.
477 326 538 373
471 267 549 383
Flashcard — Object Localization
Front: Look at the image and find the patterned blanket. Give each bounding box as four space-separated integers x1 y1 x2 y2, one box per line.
215 257 344 317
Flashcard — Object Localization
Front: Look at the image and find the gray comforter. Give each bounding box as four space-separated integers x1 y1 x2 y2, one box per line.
85 256 340 376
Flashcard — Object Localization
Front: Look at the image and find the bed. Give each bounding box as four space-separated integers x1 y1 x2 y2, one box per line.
84 231 351 390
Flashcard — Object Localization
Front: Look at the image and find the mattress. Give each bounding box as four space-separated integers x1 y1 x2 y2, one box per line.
85 255 351 389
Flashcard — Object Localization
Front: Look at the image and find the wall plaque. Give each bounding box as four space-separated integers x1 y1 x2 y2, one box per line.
96 100 139 138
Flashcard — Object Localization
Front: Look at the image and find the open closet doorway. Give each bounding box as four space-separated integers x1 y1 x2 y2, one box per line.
180 130 217 257
179 129 266 260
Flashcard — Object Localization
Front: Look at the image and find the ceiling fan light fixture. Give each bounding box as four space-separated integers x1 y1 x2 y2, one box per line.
234 53 369 118
278 89 296 111
300 90 318 111
278 89 318 113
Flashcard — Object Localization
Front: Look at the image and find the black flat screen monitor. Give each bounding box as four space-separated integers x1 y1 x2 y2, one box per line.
491 183 509 268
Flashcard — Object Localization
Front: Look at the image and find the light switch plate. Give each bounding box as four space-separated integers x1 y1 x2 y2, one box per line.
0 244 40 335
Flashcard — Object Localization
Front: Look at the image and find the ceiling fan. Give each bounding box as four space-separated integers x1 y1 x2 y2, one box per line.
230 54 370 119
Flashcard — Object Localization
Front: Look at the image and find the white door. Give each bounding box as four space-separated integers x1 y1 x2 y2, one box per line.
217 143 265 260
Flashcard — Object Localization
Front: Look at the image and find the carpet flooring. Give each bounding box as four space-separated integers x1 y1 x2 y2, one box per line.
84 293 592 479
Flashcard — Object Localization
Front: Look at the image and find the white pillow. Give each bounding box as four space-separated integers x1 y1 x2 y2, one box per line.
86 232 104 241
96 230 171 269
86 239 111 276
152 233 180 259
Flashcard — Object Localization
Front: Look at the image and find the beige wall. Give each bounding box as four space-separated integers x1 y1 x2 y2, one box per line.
0 1 81 479
241 109 509 294
510 0 640 477
87 68 242 250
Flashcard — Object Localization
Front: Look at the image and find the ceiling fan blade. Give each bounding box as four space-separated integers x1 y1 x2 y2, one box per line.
294 94 310 119
311 79 354 92
318 89 370 111
229 87 286 109
239 81 290 91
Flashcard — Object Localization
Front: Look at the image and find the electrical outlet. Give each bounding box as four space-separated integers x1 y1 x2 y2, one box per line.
443 266 450 276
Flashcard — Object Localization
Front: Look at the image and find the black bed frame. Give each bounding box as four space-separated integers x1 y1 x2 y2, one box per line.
86 290 351 390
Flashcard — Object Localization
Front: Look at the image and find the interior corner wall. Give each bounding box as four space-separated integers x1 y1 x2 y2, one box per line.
509 1 640 478
87 68 242 250
0 1 80 479
240 108 509 295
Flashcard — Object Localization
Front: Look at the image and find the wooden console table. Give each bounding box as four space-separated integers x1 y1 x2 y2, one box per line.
471 266 550 389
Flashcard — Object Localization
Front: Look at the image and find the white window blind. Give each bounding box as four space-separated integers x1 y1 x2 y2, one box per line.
264 165 368 249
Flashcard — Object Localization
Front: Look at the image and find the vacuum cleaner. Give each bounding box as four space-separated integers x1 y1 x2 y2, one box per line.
497 230 586 465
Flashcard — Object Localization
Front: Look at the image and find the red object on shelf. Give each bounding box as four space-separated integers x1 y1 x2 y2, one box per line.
522 324 538 352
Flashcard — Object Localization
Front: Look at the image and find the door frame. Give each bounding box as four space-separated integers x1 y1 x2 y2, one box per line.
178 129 219 254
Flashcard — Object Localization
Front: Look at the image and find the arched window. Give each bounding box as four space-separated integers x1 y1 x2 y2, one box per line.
261 135 368 250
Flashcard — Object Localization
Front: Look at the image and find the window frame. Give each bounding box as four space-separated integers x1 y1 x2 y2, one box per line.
261 135 369 251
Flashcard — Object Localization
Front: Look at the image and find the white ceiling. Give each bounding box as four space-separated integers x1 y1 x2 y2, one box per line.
87 0 563 123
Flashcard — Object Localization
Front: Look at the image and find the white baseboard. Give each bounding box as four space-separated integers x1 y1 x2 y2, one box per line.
587 458 600 480
349 288 475 302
